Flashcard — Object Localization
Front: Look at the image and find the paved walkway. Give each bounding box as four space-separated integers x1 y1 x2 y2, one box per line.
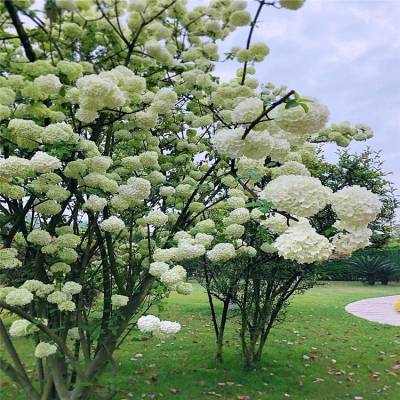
345 295 400 326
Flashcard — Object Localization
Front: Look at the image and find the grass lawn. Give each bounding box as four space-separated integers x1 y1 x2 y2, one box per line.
1 281 400 400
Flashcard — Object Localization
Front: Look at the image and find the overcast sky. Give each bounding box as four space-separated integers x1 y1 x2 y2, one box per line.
214 0 400 196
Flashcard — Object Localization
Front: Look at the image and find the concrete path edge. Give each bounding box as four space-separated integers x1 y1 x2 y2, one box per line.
345 294 400 326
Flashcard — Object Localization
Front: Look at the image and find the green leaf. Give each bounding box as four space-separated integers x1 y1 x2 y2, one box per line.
285 99 299 109
299 103 309 113
299 97 314 103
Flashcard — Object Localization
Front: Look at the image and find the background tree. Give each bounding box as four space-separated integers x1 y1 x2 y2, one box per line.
310 148 398 247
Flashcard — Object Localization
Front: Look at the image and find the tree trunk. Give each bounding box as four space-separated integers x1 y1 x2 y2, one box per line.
215 298 230 363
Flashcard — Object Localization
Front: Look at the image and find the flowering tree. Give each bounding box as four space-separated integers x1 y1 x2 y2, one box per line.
0 0 383 398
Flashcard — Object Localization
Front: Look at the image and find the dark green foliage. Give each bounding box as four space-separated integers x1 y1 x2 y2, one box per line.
347 254 397 285
310 148 398 247
320 247 400 284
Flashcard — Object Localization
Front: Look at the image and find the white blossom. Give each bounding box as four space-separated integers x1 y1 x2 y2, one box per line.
62 281 82 295
137 315 161 333
149 262 170 278
83 195 107 212
6 288 34 306
67 327 80 341
35 342 57 358
9 319 31 337
231 97 263 123
30 152 61 174
260 175 331 217
111 294 129 309
144 210 168 226
100 216 125 233
261 214 290 234
273 220 333 264
159 320 181 335
331 186 382 229
207 243 236 263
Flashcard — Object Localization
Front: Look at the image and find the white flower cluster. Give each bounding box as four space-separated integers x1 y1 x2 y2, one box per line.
75 72 126 122
41 123 79 146
32 74 62 100
9 319 31 337
318 122 374 147
5 288 34 306
213 127 244 159
151 88 177 114
271 161 310 177
274 99 329 139
273 220 333 264
100 216 125 234
62 281 82 295
115 177 152 209
280 0 305 10
83 195 107 212
67 327 80 341
329 186 382 257
34 342 57 358
207 243 236 263
149 261 169 278
0 248 22 269
8 119 43 150
331 186 382 229
260 175 331 217
224 207 250 225
231 97 263 123
224 223 245 239
261 214 290 235
160 265 187 287
214 127 290 161
0 156 33 180
30 152 61 174
143 210 168 227
137 315 181 336
111 294 129 309
27 229 52 246
331 227 372 258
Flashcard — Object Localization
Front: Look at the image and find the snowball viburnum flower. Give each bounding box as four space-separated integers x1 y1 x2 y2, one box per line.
5 288 34 306
9 319 31 337
231 97 263 123
137 315 161 333
100 216 125 233
30 151 61 173
260 175 331 217
143 210 168 226
330 185 382 229
273 219 333 264
159 321 181 335
149 262 169 278
62 281 82 295
207 243 236 263
111 294 129 309
27 229 52 246
35 342 57 358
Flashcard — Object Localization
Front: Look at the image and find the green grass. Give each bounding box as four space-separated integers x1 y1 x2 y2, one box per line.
1 282 400 400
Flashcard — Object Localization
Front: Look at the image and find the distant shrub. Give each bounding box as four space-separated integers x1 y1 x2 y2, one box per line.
319 248 400 283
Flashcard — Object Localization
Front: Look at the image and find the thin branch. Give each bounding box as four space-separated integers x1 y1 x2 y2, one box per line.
240 0 267 85
4 0 36 62
0 356 40 400
0 302 83 378
241 90 295 139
